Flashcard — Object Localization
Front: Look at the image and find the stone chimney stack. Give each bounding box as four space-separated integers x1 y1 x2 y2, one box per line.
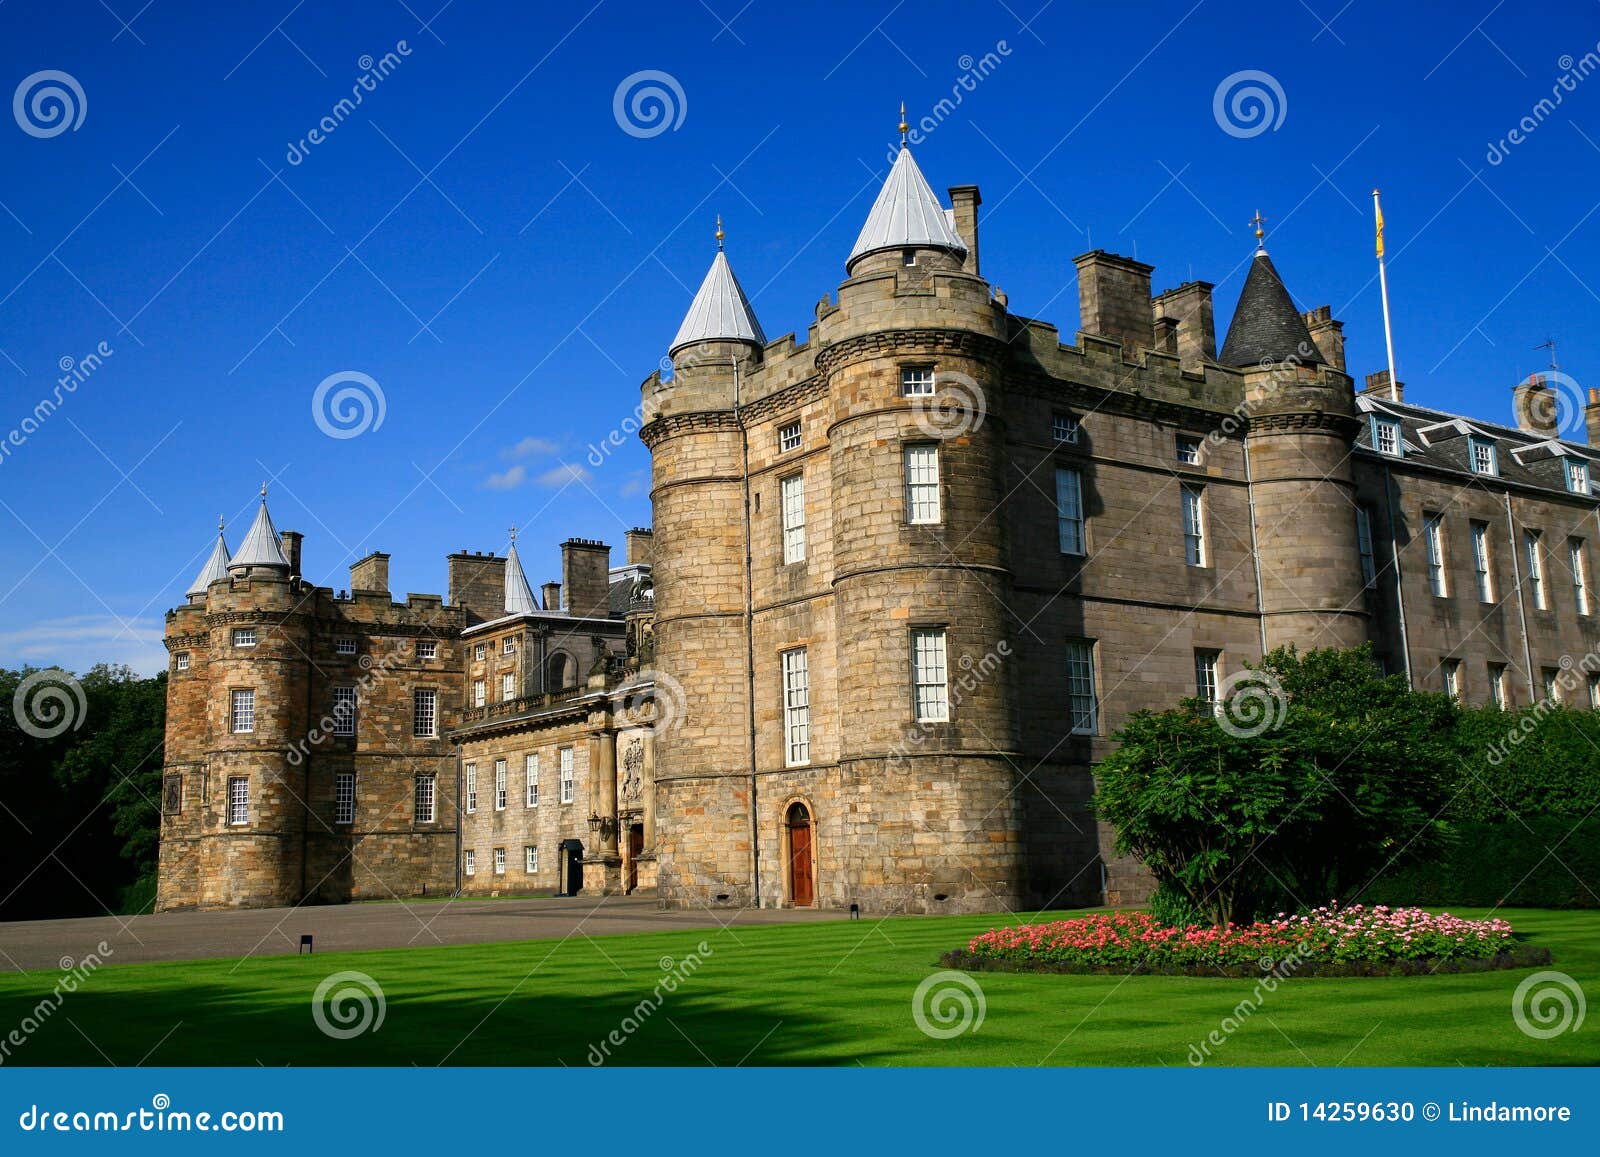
542 581 562 612
1073 250 1154 360
1151 281 1216 369
447 551 507 625
1362 370 1403 403
948 185 981 276
278 531 303 579
1587 387 1600 445
1302 305 1345 371
625 527 654 566
1512 374 1559 438
561 539 611 618
350 551 390 595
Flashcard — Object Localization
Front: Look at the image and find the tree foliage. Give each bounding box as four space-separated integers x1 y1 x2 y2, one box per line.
0 664 166 920
1093 645 1458 925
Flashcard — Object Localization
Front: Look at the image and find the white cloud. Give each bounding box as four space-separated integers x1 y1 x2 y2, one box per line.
0 614 169 676
536 463 591 488
503 436 560 460
483 464 527 490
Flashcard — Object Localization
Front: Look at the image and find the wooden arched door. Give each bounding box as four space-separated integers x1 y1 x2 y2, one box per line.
786 802 814 907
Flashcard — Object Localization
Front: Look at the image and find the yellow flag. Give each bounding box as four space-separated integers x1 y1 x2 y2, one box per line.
1374 196 1385 259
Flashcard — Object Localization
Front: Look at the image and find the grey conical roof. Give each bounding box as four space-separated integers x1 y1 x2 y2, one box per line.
1218 250 1323 367
186 528 231 596
669 250 765 356
229 497 289 571
848 145 967 266
504 542 539 615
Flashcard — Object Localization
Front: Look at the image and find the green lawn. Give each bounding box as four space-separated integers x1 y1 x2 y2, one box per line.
1 908 1596 1066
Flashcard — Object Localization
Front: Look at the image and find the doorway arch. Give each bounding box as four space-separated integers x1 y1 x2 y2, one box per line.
783 800 815 907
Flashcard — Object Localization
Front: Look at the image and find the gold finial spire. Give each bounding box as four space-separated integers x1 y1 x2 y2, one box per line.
260 481 268 500
1250 209 1267 249
898 100 909 145
715 214 724 250
508 524 518 543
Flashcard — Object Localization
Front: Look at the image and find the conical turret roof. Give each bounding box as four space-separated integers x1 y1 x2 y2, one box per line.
669 246 765 357
186 523 231 597
848 145 967 267
229 492 289 571
504 539 539 616
1218 249 1323 368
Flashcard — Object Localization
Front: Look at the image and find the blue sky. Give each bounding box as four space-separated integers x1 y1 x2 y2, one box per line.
1 0 1598 674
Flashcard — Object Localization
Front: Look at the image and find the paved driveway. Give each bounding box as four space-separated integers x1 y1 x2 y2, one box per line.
0 895 846 972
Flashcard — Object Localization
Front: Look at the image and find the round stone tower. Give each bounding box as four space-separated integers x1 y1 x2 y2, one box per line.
1220 242 1367 651
195 492 312 908
642 227 768 907
815 140 1023 912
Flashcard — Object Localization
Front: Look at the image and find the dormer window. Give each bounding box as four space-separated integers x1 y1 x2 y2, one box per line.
901 249 916 267
1569 459 1592 495
1371 416 1401 457
1469 436 1497 476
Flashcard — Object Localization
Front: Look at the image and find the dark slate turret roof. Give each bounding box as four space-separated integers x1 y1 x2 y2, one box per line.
1218 250 1324 367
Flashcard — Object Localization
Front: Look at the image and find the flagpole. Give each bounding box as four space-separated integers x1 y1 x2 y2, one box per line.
1374 188 1399 402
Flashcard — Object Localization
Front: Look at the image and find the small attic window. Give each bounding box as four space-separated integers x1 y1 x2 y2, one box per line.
901 249 916 267
1371 416 1402 457
175 652 190 672
1470 436 1498 476
1569 459 1593 495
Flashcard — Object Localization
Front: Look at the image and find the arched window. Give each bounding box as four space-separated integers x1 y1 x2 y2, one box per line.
546 652 571 691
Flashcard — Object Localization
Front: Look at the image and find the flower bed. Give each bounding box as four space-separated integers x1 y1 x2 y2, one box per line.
944 906 1548 977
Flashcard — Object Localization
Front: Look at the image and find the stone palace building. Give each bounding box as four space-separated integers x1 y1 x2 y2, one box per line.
158 131 1600 915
